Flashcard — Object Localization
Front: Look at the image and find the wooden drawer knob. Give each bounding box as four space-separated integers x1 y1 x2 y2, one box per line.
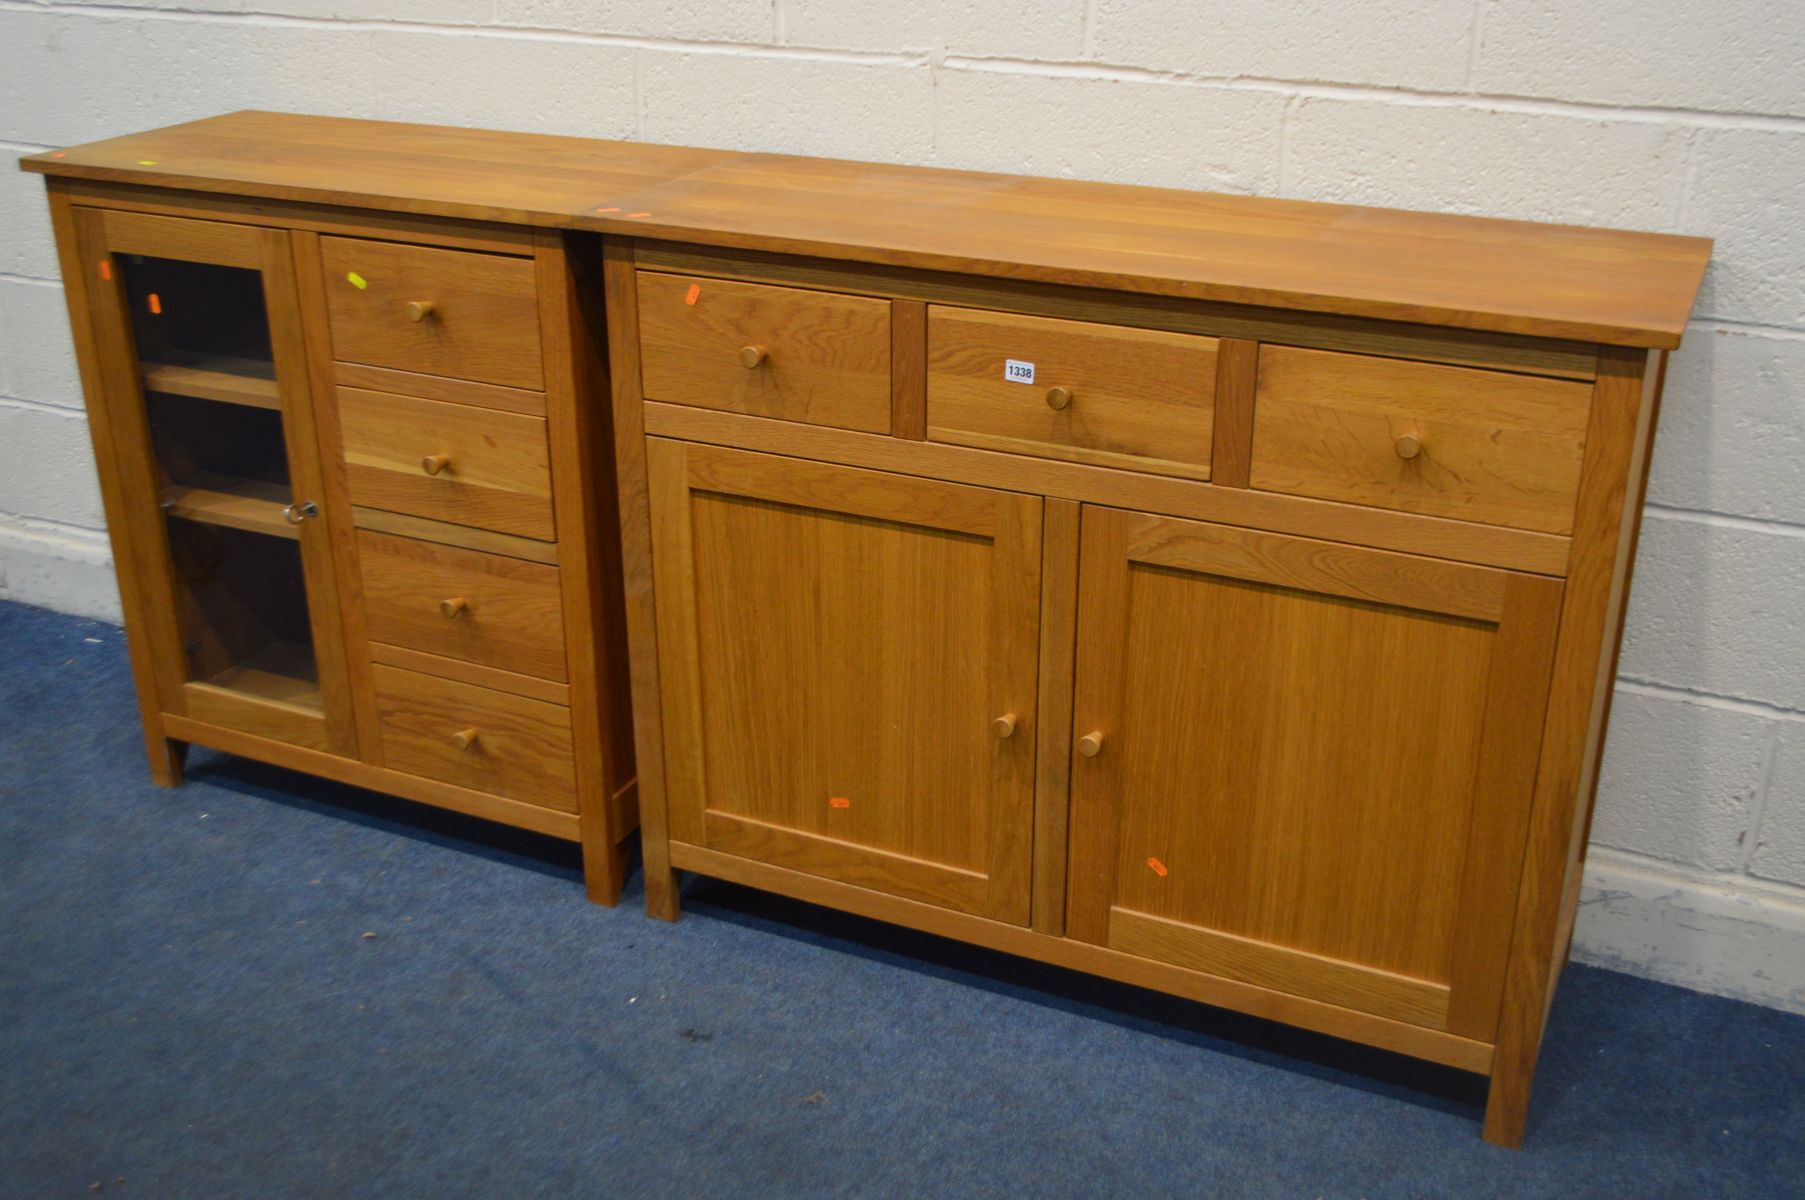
992 713 1018 739
1046 386 1073 411
406 300 435 322
1077 730 1105 758
739 344 768 368
450 727 479 751
1394 433 1423 460
439 596 468 619
421 453 452 476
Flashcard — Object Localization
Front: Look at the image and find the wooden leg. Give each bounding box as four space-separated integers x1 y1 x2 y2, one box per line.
642 834 681 921
147 735 187 789
1482 1055 1533 1148
582 836 628 907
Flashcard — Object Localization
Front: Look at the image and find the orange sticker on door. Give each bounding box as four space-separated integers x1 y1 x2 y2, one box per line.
829 796 851 809
1146 857 1169 877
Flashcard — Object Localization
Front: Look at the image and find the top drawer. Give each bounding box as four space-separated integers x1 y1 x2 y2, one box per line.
926 306 1218 479
1250 346 1592 534
321 238 544 391
636 272 891 433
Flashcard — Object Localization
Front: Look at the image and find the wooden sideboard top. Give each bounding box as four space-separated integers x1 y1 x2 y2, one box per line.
23 110 1711 349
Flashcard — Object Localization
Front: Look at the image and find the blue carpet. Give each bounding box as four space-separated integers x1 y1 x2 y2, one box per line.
1 598 1800 1198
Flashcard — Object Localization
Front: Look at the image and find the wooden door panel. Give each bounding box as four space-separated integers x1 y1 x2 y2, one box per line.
1109 566 1495 979
649 440 1042 924
1069 506 1561 1034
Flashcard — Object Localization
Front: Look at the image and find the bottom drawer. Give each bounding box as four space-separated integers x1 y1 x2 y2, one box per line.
372 664 577 811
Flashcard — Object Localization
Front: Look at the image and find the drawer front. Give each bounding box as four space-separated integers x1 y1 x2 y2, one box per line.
637 271 892 433
373 664 576 811
321 238 544 390
927 307 1219 479
338 387 555 541
1250 346 1592 534
358 530 567 682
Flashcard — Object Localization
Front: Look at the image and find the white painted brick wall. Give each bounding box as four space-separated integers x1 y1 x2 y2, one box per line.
640 52 933 159
935 70 1282 191
2 0 1802 1013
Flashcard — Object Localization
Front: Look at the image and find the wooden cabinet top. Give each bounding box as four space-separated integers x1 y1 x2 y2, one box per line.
23 109 1710 349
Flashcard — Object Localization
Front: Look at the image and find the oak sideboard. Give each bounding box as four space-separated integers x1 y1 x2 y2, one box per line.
24 111 1710 1146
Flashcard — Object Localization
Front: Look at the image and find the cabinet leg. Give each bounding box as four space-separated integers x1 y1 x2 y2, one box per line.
582 837 628 907
147 737 187 789
645 869 681 922
1482 1060 1532 1149
642 836 681 922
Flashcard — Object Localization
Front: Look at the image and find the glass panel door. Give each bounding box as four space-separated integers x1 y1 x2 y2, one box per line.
74 209 354 756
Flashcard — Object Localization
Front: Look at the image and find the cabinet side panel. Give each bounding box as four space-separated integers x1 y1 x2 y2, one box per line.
603 237 682 919
44 183 182 783
538 230 637 904
1484 345 1662 1147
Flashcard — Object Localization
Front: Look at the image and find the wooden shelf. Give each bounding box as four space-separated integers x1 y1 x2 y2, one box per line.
204 640 321 710
160 475 296 539
142 353 280 410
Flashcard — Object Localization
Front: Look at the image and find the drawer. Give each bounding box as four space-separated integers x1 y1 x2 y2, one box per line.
927 307 1219 479
321 238 544 390
338 387 555 541
1250 346 1592 534
637 271 891 433
373 664 576 811
358 530 567 682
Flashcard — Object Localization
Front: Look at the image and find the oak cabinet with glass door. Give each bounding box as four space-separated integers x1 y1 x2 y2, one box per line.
47 189 635 903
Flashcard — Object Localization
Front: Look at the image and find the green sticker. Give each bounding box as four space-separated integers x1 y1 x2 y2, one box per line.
346 271 367 290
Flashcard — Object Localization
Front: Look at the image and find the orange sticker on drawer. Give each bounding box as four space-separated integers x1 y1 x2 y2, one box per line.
829 796 851 809
684 282 701 306
1147 857 1169 877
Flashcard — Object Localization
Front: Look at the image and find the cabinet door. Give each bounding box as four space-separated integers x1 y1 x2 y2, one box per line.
73 209 355 756
1067 506 1562 1038
649 440 1042 924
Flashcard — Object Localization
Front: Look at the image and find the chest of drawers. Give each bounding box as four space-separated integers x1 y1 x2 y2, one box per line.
25 111 1710 1146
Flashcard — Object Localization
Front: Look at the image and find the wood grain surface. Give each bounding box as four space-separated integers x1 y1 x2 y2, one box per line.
24 111 1709 347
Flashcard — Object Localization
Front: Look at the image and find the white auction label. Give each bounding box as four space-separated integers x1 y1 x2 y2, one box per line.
1004 359 1036 384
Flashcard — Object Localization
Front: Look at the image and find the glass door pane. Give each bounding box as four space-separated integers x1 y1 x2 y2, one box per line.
117 250 322 710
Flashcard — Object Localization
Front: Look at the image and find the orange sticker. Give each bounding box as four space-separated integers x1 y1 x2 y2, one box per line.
626 211 652 219
147 292 162 315
1147 857 1169 877
98 261 112 281
595 206 620 214
829 796 851 809
51 151 66 159
684 282 701 306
